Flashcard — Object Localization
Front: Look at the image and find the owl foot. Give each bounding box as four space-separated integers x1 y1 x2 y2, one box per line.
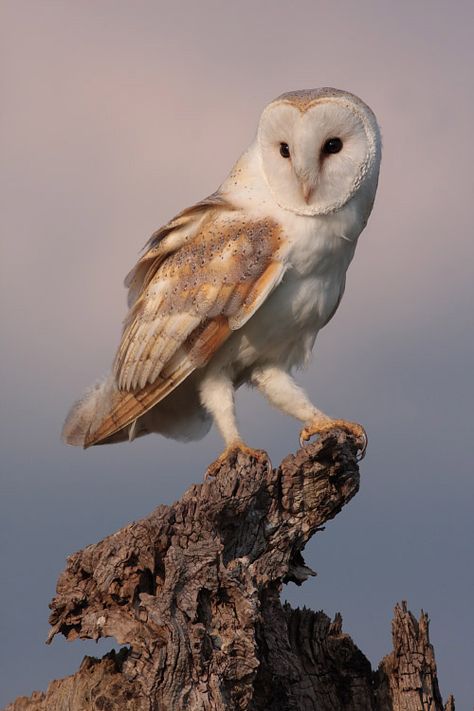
205 442 272 479
299 418 368 460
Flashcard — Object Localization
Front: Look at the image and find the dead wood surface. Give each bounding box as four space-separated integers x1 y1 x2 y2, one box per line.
374 602 454 711
4 432 454 710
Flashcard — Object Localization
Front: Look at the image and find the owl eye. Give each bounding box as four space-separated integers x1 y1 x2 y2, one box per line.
322 137 343 155
279 142 290 158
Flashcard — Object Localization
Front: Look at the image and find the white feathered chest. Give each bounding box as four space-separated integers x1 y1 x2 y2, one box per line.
220 203 360 375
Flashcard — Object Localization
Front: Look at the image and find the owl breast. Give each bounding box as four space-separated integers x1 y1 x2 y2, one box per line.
217 239 351 379
204 190 363 379
233 269 343 367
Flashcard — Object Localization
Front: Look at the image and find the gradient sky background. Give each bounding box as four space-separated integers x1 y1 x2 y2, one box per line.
1 1 473 708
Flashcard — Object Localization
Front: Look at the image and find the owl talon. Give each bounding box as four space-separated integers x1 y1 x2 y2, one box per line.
205 443 272 479
299 419 367 460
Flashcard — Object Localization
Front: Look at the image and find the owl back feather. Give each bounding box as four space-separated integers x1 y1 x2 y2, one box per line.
62 196 285 448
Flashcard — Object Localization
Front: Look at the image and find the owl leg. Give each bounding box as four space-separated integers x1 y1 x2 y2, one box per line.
251 366 367 459
199 371 271 477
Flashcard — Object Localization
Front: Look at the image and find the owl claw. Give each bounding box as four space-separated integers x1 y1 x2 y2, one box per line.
205 443 272 479
299 419 368 460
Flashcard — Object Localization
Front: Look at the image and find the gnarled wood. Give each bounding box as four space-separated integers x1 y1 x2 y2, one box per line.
374 602 454 711
3 432 454 710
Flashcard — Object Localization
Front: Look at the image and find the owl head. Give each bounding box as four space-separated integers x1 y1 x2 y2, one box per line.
257 88 381 216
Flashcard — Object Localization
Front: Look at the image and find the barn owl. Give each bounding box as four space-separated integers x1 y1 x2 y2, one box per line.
63 87 381 473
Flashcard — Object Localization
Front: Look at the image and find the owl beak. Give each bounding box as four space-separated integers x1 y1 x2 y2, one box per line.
301 178 314 204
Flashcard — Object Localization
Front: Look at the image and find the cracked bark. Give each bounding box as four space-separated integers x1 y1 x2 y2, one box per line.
3 432 454 710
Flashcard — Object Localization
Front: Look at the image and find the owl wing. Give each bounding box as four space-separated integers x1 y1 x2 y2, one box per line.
84 196 285 446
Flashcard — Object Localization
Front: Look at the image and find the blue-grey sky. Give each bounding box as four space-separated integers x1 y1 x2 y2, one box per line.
1 1 473 708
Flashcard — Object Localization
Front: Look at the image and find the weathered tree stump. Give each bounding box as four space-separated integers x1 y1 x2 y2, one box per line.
4 432 454 710
375 602 455 711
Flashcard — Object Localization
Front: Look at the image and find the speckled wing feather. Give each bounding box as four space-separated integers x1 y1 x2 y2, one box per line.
84 197 285 446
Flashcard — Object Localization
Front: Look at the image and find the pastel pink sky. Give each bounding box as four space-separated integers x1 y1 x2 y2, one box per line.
1 1 473 707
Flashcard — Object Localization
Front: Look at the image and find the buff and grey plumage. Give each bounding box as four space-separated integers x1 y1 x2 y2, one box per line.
63 88 381 466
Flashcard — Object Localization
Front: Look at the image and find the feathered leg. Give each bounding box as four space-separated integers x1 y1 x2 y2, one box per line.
251 365 367 459
199 370 271 476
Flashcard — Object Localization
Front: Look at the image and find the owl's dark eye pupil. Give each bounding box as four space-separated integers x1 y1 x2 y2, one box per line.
279 142 290 158
323 137 343 155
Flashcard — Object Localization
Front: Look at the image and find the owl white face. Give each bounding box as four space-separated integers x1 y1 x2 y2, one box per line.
258 89 381 216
